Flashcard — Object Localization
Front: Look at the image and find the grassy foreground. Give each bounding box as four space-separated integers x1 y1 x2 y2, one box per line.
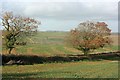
2 60 118 78
2 32 119 79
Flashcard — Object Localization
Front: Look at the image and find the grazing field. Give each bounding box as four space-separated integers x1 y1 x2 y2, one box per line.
2 61 118 78
2 31 119 78
2 32 120 56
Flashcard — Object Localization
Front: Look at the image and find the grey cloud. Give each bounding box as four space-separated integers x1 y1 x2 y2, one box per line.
23 2 117 20
2 1 117 21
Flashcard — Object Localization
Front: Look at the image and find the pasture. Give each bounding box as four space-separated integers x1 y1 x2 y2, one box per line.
2 31 119 56
2 31 119 78
2 61 118 78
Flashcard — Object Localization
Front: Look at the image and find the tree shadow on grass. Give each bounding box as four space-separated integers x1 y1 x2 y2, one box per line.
1 51 120 65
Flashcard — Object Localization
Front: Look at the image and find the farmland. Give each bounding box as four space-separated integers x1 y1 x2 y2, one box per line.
2 31 119 56
2 31 120 78
2 61 118 78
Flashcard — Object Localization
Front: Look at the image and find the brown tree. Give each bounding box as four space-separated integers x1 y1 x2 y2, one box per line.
68 21 112 56
1 12 40 54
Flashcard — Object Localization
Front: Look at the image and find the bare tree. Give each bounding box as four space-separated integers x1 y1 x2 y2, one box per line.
68 21 112 56
1 12 40 54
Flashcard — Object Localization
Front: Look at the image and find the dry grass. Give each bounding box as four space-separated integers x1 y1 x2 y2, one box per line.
110 33 120 46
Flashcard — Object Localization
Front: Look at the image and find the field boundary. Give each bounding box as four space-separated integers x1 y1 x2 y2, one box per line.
2 51 120 65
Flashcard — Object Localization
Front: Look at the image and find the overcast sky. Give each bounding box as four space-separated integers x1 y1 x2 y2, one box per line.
0 0 119 32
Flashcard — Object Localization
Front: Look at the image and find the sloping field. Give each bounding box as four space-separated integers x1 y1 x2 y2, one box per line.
110 33 119 46
2 32 120 55
2 32 119 79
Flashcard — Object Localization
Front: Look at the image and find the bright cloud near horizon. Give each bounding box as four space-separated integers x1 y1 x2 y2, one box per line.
0 0 119 32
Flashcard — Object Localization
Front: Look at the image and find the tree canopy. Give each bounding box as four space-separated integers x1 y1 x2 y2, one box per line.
68 21 112 55
1 12 40 54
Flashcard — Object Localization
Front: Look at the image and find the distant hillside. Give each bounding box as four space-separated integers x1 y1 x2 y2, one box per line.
110 33 119 46
1 30 119 46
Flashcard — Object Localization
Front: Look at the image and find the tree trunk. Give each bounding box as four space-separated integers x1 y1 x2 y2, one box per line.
8 48 13 54
83 48 90 56
84 51 88 56
83 51 92 60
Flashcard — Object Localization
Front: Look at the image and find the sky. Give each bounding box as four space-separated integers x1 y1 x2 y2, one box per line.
0 0 119 32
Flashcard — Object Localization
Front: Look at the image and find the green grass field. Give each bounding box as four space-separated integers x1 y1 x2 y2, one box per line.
2 61 118 78
2 31 119 78
2 31 119 56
